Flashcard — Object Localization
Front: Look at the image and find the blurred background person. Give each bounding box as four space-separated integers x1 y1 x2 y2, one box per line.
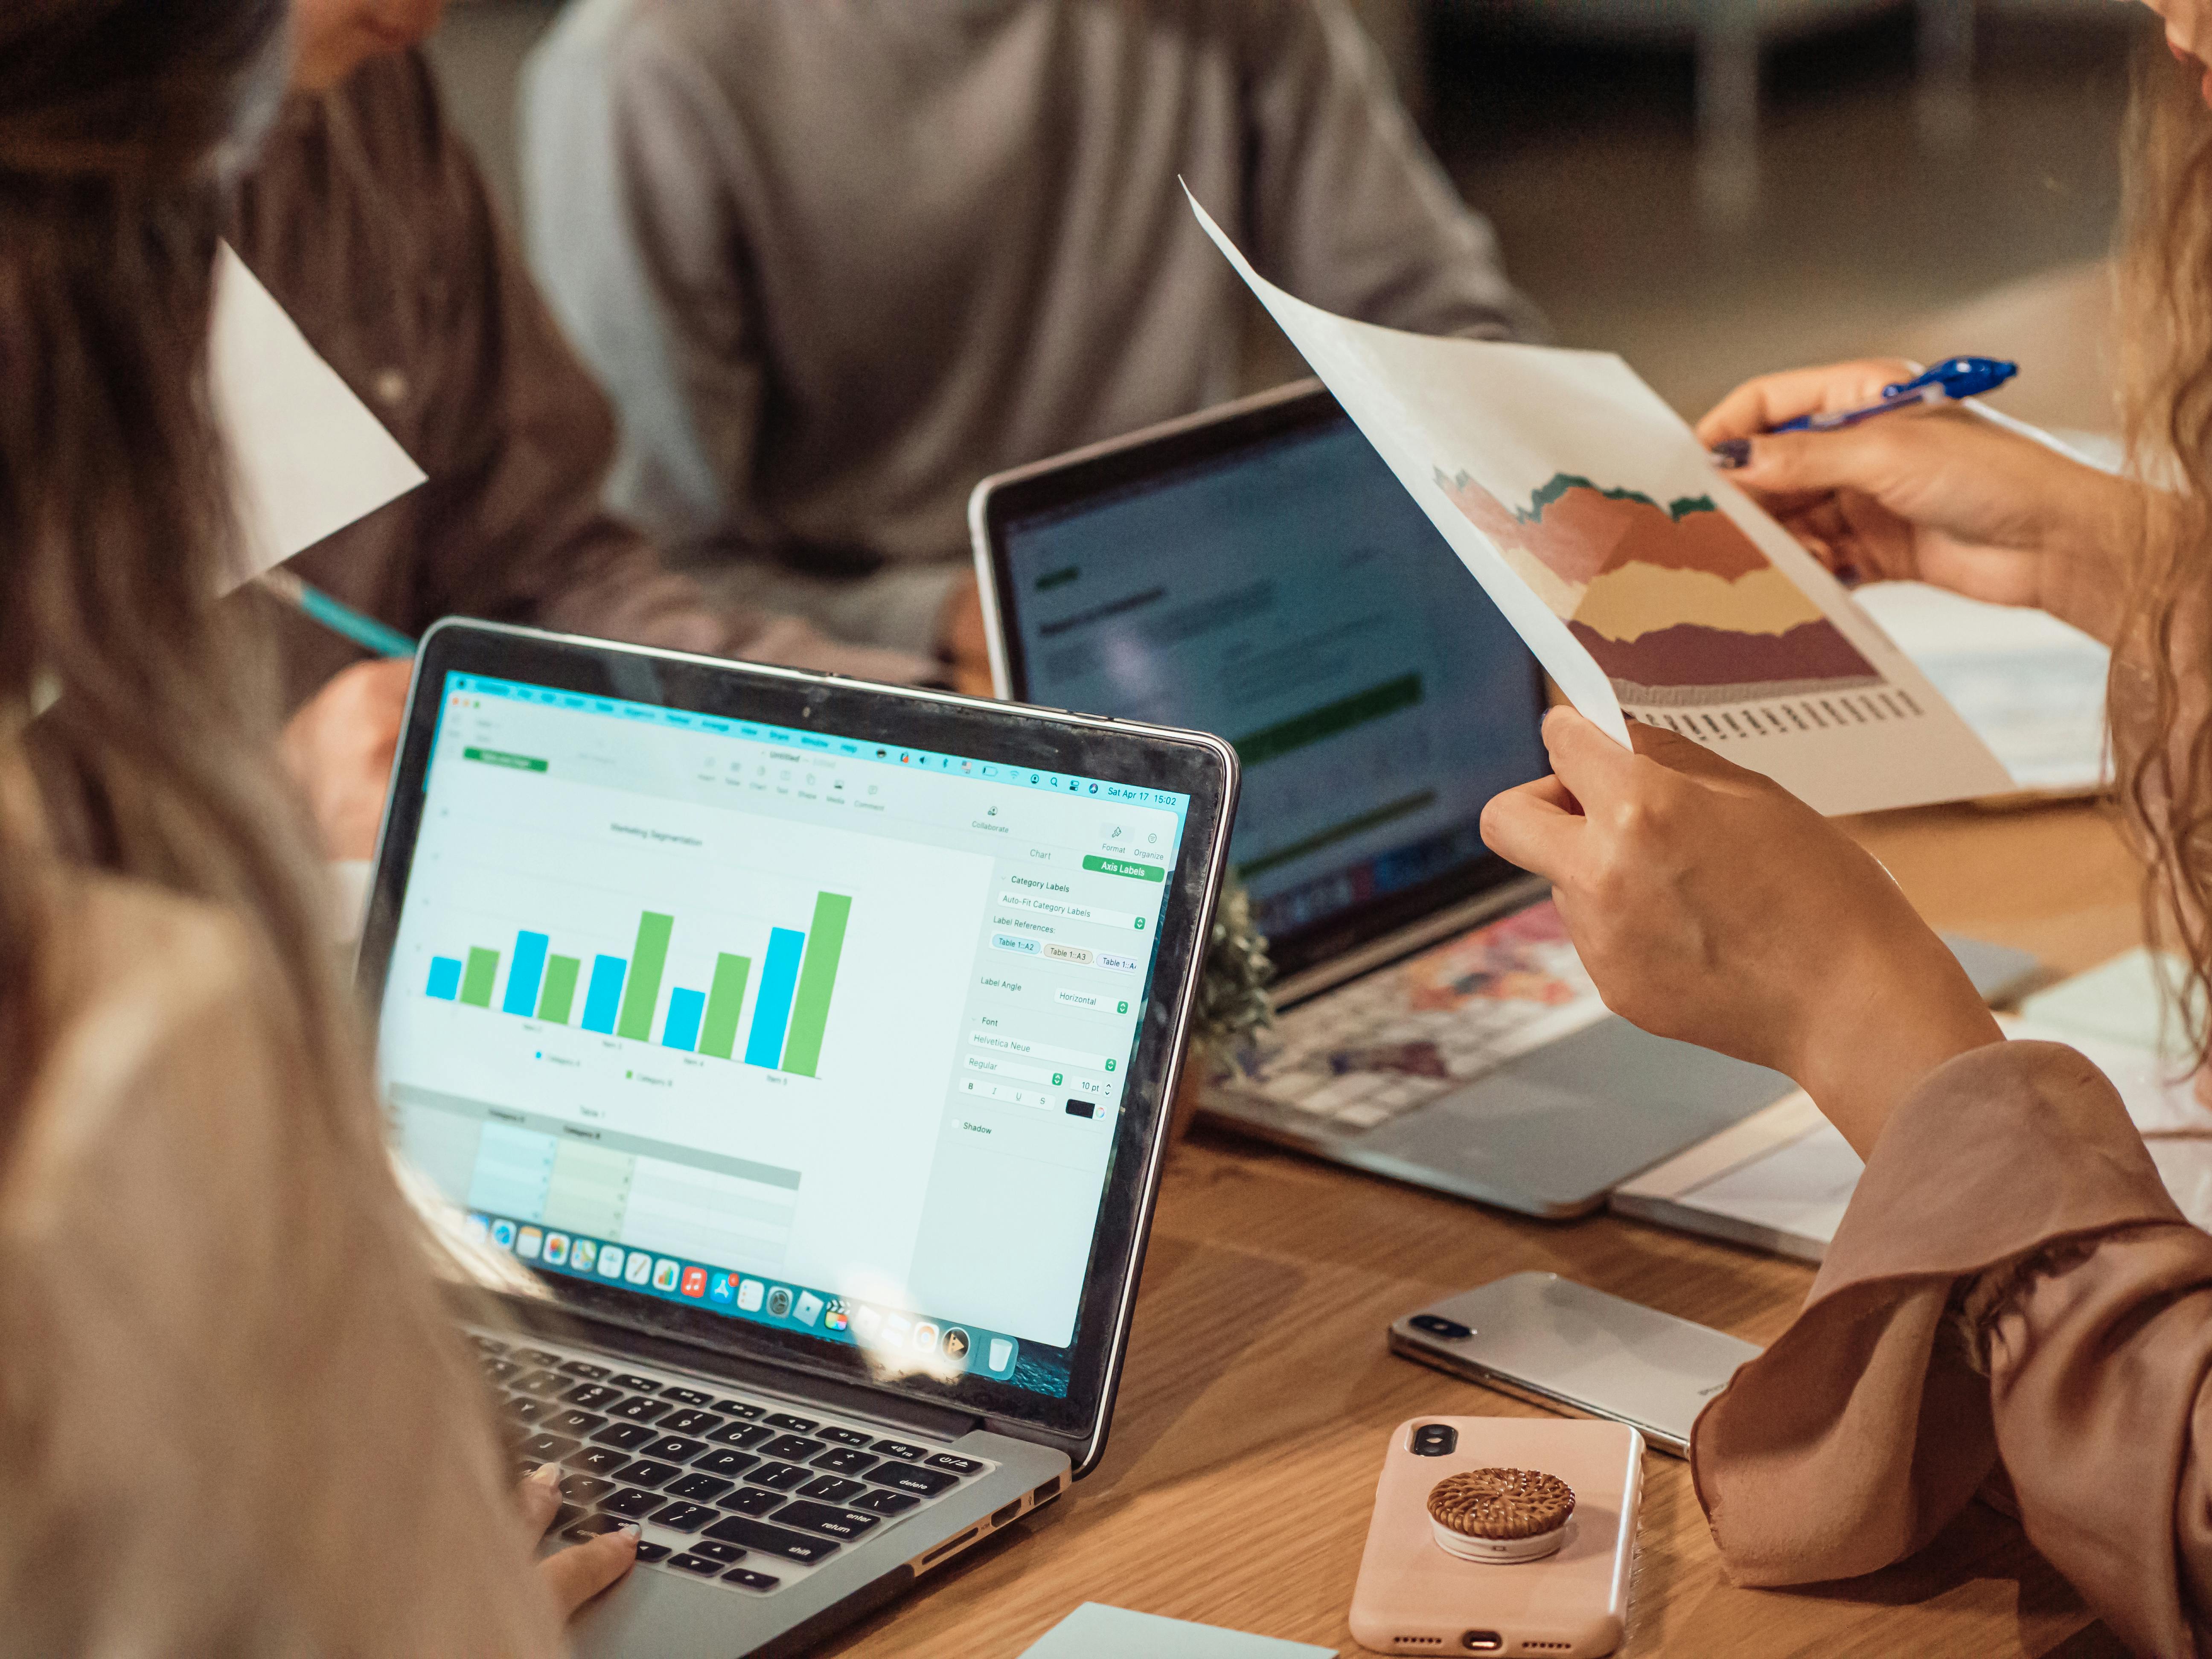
520 0 1542 672
252 0 937 862
0 0 632 1643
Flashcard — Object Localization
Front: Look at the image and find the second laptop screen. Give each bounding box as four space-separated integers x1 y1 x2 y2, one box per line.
1001 413 1548 944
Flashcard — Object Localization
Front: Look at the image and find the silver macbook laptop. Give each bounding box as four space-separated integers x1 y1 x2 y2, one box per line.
358 620 1236 1656
970 382 2027 1219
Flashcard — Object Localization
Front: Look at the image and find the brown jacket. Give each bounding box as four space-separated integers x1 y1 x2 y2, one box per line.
227 49 934 710
1693 1040 2208 1656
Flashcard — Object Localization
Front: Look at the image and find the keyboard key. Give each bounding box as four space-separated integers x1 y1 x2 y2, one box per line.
690 1449 758 1478
640 1435 707 1464
723 1568 780 1592
480 1357 522 1384
562 1384 624 1411
563 1514 630 1540
711 1400 765 1419
661 1386 714 1407
743 1462 812 1492
561 1476 617 1506
851 1489 919 1516
774 1502 882 1542
518 1433 581 1463
706 1423 771 1450
552 1502 585 1532
513 1370 570 1399
633 1541 671 1563
700 1515 842 1563
613 1460 682 1489
515 1348 564 1368
471 1334 510 1355
763 1412 817 1433
816 1426 872 1447
719 1487 786 1517
610 1397 673 1424
690 1540 745 1563
608 1374 662 1393
666 1552 722 1577
590 1423 658 1451
659 1410 724 1437
546 1411 607 1438
599 1487 665 1520
565 1445 636 1478
924 1453 984 1476
810 1448 876 1477
796 1476 866 1505
666 1473 734 1503
869 1439 925 1461
647 1501 720 1532
503 1397 552 1427
864 1464 958 1497
760 1435 825 1462
558 1359 611 1379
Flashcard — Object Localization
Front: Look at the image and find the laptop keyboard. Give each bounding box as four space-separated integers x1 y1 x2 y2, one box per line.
1214 901 1610 1136
478 1331 995 1597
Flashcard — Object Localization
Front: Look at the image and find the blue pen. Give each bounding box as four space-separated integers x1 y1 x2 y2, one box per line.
1769 356 2017 434
256 568 416 659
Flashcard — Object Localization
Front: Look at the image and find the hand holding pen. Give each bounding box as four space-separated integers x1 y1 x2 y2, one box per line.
1691 355 2131 642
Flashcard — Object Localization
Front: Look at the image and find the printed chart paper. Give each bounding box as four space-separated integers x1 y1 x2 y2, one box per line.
1186 192 2013 815
208 241 425 591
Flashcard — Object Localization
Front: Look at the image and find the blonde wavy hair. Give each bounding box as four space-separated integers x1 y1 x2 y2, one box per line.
2118 39 2212 1063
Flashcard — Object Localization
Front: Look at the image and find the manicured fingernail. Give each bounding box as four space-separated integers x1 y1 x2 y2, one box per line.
530 1462 561 1488
1711 438 1752 469
619 1522 642 1539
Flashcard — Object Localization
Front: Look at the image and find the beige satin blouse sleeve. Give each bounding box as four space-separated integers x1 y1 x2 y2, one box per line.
1691 1040 2209 1656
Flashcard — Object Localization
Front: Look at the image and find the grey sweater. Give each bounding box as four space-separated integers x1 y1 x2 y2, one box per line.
522 0 1538 655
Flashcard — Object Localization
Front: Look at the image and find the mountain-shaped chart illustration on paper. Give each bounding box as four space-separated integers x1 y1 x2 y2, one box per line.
1439 469 1881 706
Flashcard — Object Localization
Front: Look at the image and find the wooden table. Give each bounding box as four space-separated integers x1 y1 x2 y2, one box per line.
826 800 2144 1659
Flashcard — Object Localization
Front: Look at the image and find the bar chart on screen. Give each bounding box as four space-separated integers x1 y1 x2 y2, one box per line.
422 889 853 1078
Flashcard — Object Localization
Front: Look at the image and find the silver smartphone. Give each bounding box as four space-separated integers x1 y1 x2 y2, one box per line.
1387 1272 1760 1458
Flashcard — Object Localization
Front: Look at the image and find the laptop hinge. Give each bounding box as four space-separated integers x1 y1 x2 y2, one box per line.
474 1290 982 1443
1270 874 1551 1010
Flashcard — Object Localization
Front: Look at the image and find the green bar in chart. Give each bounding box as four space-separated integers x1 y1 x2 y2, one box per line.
537 954 580 1024
616 911 674 1041
459 946 501 1008
780 892 851 1077
699 952 753 1060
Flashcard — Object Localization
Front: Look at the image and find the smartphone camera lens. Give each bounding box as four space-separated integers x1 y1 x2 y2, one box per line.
1411 1422 1458 1457
1410 1313 1473 1341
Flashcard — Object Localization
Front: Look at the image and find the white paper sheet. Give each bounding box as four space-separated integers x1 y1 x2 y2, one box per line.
1628 1013 2212 1257
1185 191 2014 815
1019 1604 1334 1659
207 242 425 591
1852 582 2110 795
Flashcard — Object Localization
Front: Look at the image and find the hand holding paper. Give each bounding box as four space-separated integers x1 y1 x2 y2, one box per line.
1183 189 2011 815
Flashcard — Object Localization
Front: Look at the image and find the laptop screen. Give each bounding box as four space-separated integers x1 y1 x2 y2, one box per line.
995 405 1547 958
378 670 1191 1405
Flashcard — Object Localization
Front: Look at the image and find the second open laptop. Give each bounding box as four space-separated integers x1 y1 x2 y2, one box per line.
969 381 2028 1219
359 620 1236 1657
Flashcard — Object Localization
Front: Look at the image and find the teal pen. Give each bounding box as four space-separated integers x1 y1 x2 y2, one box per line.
256 568 416 659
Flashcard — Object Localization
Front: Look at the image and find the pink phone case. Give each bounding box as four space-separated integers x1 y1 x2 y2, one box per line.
1348 1417 1642 1656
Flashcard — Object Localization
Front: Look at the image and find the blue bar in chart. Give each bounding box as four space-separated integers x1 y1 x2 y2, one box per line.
662 987 706 1052
426 956 463 1001
581 954 627 1034
743 928 806 1068
502 930 550 1016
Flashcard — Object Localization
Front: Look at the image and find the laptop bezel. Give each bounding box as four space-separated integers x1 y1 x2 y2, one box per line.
969 380 1550 981
359 620 1238 1470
